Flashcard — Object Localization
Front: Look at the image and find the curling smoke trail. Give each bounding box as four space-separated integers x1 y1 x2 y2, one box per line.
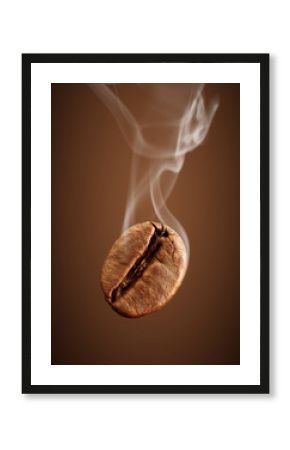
89 83 218 267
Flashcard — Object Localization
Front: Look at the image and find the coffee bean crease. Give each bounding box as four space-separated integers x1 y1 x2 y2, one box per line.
111 224 168 303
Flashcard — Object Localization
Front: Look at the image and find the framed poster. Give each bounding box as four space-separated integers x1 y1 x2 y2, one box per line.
22 53 269 394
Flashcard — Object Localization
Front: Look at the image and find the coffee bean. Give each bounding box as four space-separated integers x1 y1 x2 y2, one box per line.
100 221 187 318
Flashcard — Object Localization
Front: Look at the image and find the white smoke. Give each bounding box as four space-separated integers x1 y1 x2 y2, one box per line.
89 83 218 267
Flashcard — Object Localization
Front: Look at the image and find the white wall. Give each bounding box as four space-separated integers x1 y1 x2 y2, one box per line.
0 1 288 449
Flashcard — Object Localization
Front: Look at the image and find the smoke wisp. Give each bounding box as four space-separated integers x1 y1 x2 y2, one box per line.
89 83 218 267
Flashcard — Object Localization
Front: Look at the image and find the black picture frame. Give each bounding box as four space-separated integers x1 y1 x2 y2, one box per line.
22 53 269 394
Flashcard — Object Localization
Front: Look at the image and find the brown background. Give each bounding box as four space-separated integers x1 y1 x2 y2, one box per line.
51 83 240 365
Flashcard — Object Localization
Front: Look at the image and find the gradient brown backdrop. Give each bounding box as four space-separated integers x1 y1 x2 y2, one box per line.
51 83 240 365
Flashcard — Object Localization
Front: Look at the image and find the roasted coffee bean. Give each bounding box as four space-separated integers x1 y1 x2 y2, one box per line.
100 221 187 318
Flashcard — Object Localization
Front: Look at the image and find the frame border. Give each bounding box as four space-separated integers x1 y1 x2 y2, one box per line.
22 53 269 394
